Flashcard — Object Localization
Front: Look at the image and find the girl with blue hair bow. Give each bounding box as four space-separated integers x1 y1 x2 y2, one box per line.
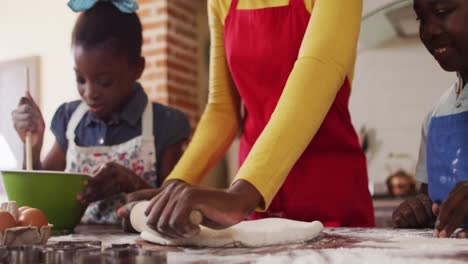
11 0 190 225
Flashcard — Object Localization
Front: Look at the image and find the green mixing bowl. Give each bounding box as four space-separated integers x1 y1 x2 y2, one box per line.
1 170 91 232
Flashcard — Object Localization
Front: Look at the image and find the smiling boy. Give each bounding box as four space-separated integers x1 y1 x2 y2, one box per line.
393 0 468 238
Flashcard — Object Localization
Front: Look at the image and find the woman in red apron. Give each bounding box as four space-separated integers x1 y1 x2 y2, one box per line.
123 0 374 237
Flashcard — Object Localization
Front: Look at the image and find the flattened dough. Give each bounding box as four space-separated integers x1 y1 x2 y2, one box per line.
130 201 323 248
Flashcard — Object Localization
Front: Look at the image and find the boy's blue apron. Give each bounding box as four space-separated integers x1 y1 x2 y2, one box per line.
427 111 468 203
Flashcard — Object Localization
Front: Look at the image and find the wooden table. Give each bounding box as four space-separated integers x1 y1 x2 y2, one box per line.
49 225 468 263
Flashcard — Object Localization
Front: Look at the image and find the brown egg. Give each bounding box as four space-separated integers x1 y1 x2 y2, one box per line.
18 208 48 228
18 206 31 214
0 210 16 232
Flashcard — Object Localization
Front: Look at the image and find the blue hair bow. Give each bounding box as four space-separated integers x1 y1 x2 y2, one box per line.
68 0 139 13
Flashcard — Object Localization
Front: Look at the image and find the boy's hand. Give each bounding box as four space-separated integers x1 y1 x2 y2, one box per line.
453 228 468 239
434 181 468 238
77 162 151 204
392 193 435 228
12 92 44 148
133 179 261 239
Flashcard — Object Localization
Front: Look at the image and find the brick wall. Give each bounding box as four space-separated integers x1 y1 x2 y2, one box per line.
137 0 228 188
137 0 201 129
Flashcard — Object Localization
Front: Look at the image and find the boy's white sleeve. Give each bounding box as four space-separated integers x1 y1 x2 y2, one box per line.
415 112 432 184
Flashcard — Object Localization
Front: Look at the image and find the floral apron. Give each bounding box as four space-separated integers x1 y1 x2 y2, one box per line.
65 101 157 224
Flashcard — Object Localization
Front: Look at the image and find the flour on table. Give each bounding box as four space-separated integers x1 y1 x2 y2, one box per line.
130 201 323 248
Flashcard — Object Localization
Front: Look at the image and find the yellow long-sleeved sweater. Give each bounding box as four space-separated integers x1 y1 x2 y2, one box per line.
166 0 363 211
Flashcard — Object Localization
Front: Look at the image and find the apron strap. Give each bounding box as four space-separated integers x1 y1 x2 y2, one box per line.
229 0 239 13
142 101 154 140
289 0 304 7
229 0 303 13
66 102 88 142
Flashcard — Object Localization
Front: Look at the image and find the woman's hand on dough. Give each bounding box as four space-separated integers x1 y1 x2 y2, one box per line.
392 193 435 228
118 188 161 220
116 188 160 233
144 179 262 239
77 162 152 204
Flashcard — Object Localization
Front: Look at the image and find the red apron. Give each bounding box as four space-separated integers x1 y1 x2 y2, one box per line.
224 0 374 227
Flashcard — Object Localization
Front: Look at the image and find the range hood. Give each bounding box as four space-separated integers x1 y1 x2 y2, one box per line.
360 0 417 49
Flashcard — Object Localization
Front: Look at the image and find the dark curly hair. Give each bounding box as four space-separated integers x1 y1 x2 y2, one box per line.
71 2 143 64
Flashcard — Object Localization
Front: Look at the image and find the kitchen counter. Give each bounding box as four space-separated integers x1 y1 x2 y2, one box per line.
47 225 468 263
373 197 405 227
